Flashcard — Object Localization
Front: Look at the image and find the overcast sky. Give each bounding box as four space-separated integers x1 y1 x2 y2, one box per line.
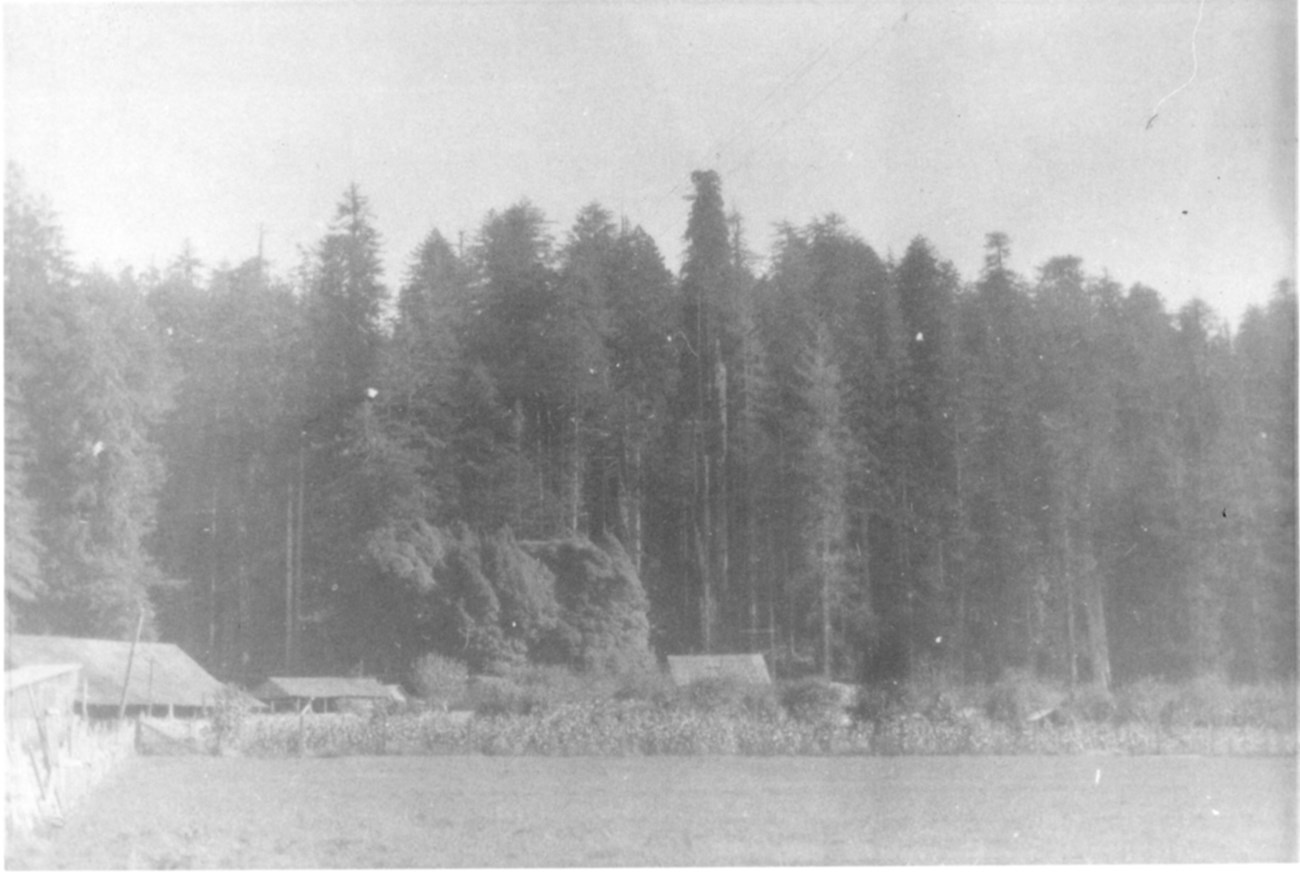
5 1 1295 327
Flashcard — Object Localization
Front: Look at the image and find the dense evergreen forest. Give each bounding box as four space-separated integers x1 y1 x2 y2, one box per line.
6 164 1295 689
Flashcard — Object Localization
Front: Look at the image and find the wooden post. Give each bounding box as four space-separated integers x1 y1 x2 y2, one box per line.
117 609 145 720
297 699 311 756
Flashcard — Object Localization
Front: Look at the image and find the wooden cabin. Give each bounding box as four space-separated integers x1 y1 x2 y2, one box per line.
6 634 236 719
253 676 394 714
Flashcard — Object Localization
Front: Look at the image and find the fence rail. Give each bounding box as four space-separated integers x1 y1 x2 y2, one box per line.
6 665 136 837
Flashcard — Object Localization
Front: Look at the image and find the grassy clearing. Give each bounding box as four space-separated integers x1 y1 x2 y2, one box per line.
7 754 1295 867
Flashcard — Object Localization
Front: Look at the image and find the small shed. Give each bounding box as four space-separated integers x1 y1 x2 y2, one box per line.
253 676 394 713
667 653 772 687
6 635 231 719
6 663 81 721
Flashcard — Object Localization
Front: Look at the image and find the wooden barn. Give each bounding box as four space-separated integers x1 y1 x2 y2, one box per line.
253 676 395 714
5 634 234 719
667 653 772 687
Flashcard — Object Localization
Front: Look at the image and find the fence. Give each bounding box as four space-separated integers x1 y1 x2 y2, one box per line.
6 664 136 837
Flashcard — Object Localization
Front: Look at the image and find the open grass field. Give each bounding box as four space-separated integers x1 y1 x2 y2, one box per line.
8 753 1295 868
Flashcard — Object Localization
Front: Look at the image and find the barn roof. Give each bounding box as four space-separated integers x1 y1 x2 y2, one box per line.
253 676 392 701
667 653 772 687
6 635 227 709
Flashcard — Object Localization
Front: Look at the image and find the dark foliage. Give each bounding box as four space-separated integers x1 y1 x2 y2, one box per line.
5 167 1293 697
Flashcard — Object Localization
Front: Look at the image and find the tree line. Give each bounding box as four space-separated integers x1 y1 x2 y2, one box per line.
5 164 1295 689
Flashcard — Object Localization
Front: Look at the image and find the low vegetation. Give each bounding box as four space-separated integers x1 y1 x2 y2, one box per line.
12 755 1295 867
209 666 1296 759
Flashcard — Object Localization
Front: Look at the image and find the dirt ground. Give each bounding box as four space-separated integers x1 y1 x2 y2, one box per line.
7 753 1295 868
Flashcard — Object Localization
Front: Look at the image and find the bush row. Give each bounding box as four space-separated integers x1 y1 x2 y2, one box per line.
221 700 1296 759
853 668 1297 732
215 663 1295 758
425 661 1297 733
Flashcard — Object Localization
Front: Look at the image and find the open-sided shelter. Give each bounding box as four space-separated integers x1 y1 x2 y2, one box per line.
5 635 231 718
253 676 394 713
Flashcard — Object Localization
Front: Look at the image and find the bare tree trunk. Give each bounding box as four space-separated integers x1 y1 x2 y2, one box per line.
1065 559 1078 691
1081 564 1111 692
782 540 795 664
699 451 715 653
955 557 969 680
236 502 250 684
285 482 294 673
712 349 729 647
747 489 759 643
629 441 642 573
536 409 546 532
900 484 915 674
568 397 582 536
294 444 305 671
1247 580 1265 681
821 546 832 679
208 485 218 669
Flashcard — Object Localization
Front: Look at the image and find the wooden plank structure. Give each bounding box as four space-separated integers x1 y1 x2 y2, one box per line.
253 676 394 713
6 635 235 719
666 653 772 687
5 662 135 836
5 663 81 721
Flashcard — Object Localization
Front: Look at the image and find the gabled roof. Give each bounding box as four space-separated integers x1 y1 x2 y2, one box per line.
667 653 772 687
253 676 392 701
6 662 80 693
6 663 80 718
6 635 227 708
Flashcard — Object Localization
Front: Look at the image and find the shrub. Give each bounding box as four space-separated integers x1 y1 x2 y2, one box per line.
679 677 780 719
521 535 655 673
737 683 784 721
897 658 967 716
404 526 553 677
1114 676 1180 725
986 668 1064 725
1115 676 1297 730
379 525 657 677
612 667 676 706
767 645 819 681
1163 674 1215 726
780 677 847 724
1166 673 1242 727
503 663 617 708
680 676 746 713
468 676 538 717
210 685 256 754
1234 682 1297 731
852 683 905 722
410 652 470 710
481 528 563 655
222 693 1296 759
1062 684 1117 724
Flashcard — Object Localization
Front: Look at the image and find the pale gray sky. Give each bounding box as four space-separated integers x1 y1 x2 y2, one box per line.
5 1 1295 327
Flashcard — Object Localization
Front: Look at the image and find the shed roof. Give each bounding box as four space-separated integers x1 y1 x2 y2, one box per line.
6 662 80 694
6 635 227 708
667 654 772 687
254 676 392 701
6 663 80 718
